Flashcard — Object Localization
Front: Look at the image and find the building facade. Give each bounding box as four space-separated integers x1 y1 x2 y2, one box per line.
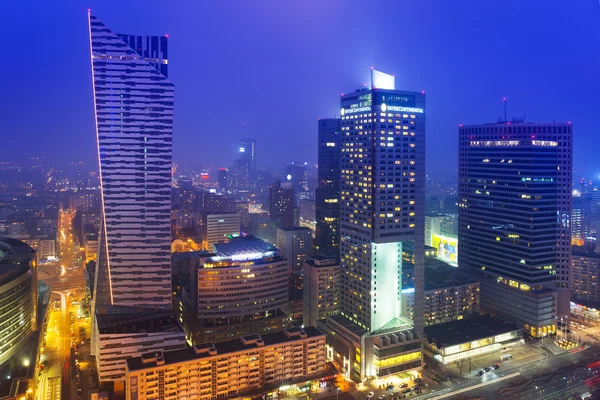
571 244 600 306
315 118 341 257
321 70 426 381
239 137 256 174
125 328 326 400
276 227 313 274
458 121 572 338
92 313 185 384
202 213 241 246
303 257 339 327
269 181 297 228
182 235 290 344
88 12 173 311
0 237 37 366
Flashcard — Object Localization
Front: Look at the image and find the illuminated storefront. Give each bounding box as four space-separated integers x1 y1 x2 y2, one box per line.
423 315 523 365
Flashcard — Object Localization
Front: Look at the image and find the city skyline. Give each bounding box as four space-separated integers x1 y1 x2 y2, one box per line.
2 1 599 179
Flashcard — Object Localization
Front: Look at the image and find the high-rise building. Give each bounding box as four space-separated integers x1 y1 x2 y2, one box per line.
284 162 309 193
276 226 313 274
88 12 173 311
231 159 250 192
458 121 572 338
217 168 228 192
239 137 256 173
269 181 297 227
571 243 600 306
321 70 426 381
303 256 340 327
315 118 341 257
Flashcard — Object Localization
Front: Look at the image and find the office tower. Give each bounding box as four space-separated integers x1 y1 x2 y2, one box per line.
217 168 228 192
181 235 290 344
284 162 309 192
202 212 241 245
125 328 326 400
231 159 250 192
239 137 256 173
269 181 297 227
88 12 173 311
458 121 572 338
303 256 340 327
321 70 426 381
276 226 313 274
315 118 341 257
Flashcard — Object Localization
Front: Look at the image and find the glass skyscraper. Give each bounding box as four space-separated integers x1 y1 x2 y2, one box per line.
321 70 425 381
458 121 572 338
88 11 173 311
315 118 341 257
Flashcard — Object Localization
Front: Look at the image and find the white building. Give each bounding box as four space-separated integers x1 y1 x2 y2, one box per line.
38 239 57 261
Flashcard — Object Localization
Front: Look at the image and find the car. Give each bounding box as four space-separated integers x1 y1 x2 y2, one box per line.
387 384 394 390
379 395 387 400
484 367 491 373
400 383 409 388
367 392 375 399
492 364 500 370
414 378 422 383
477 369 485 376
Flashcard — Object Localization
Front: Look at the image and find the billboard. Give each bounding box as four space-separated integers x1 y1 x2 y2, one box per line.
371 69 395 90
432 234 458 266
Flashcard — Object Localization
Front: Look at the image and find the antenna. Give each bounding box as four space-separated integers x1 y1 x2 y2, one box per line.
503 97 507 122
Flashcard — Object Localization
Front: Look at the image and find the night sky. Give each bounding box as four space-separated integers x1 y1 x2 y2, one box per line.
2 1 599 180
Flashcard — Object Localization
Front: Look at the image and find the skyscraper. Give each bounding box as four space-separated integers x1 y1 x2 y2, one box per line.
269 181 297 227
458 121 572 338
284 162 309 193
88 12 173 311
217 168 228 192
239 137 256 173
321 70 425 381
315 118 341 257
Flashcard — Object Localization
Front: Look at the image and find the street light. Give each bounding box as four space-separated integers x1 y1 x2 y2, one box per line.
337 387 340 400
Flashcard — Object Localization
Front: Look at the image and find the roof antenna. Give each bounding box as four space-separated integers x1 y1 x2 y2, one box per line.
503 97 507 122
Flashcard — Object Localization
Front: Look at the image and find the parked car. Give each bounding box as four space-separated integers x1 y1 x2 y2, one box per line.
492 364 500 370
368 392 375 399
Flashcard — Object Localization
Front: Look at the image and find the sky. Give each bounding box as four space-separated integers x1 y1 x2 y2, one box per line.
1 0 600 181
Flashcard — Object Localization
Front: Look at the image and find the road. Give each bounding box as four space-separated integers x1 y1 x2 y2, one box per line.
36 209 88 400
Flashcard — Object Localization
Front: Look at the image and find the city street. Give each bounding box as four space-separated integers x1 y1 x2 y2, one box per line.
36 209 88 400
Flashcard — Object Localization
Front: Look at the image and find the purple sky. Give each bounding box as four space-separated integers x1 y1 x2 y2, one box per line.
1 1 600 180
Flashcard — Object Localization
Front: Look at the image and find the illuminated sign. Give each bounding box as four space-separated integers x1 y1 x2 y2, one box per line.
239 147 245 152
402 288 415 294
431 234 458 266
381 103 424 114
341 106 371 115
231 252 265 261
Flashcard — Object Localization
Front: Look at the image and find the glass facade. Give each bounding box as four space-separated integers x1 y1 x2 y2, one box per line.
458 123 572 336
88 12 173 310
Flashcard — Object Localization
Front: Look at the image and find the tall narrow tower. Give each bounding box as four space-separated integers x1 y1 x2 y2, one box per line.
321 70 425 382
88 11 173 312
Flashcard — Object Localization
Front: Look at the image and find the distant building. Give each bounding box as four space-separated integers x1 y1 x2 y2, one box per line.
303 257 339 327
217 168 228 192
423 315 523 365
125 327 327 400
424 214 458 266
458 121 572 338
83 225 98 262
181 235 289 344
276 227 312 274
239 137 256 173
270 181 297 227
38 239 57 261
202 213 241 246
92 313 185 384
284 162 309 193
571 243 600 307
315 118 341 257
202 193 236 213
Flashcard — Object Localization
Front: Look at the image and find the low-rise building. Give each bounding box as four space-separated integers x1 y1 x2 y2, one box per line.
38 239 57 261
125 327 327 400
92 312 186 386
401 264 480 325
303 257 339 327
423 315 523 365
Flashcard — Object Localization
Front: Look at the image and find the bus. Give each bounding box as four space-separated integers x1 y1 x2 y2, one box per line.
500 354 513 362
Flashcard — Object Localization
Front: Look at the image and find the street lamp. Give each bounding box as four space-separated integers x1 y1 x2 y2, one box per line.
337 387 340 400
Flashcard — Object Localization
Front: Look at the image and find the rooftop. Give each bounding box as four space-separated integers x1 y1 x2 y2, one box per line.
424 315 520 349
211 235 276 257
403 264 478 291
278 226 311 232
126 327 324 372
96 312 182 335
0 237 34 286
305 256 339 268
